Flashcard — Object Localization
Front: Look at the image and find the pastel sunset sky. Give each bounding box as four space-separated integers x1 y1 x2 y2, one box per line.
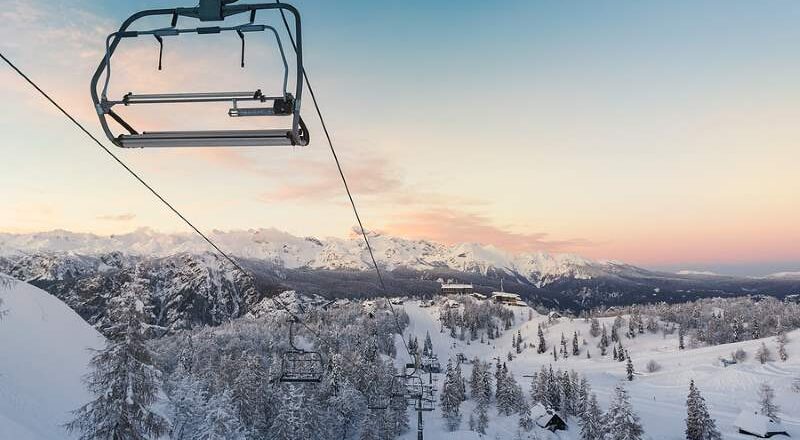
1 0 798 275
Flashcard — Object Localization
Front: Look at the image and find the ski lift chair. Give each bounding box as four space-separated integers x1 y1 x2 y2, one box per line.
367 388 390 411
280 317 324 383
90 0 309 148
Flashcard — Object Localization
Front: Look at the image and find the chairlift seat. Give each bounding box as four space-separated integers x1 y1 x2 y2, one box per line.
280 349 324 383
118 129 304 148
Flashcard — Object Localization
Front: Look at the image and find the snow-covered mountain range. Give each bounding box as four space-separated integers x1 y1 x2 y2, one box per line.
1 229 798 333
0 228 650 287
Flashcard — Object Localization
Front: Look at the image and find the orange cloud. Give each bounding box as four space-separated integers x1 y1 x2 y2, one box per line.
385 208 592 253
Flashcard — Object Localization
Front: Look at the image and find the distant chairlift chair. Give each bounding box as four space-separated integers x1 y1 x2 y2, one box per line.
280 316 324 383
90 0 309 148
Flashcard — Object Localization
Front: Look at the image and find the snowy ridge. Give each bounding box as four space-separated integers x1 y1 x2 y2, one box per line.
0 229 629 287
0 274 104 440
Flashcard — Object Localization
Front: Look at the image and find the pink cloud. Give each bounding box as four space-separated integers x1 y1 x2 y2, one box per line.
385 208 592 253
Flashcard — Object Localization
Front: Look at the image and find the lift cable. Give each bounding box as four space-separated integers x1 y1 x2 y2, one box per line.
275 1 418 369
0 50 334 353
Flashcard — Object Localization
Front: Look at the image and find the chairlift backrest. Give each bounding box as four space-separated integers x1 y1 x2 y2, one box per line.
90 0 309 149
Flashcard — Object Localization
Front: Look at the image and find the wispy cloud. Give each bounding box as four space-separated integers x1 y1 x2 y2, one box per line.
96 213 136 222
385 208 592 253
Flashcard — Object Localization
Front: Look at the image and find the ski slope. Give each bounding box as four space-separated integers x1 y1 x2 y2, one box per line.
0 274 104 440
396 299 800 440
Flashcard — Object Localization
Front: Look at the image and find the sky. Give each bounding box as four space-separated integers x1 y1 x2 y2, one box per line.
0 0 799 275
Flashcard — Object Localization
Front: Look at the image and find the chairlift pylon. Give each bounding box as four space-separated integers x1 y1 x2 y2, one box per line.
279 316 324 383
90 0 309 148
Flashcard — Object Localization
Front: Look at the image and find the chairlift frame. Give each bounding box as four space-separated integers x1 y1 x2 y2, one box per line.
279 316 324 383
90 0 309 148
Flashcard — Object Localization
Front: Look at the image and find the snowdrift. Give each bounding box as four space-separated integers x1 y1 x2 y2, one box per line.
0 274 104 440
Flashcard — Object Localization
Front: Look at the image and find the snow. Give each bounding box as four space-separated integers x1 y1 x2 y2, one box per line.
0 274 104 440
734 410 787 437
0 229 618 286
394 300 800 439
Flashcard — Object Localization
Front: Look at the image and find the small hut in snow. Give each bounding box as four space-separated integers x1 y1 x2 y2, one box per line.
734 411 788 438
530 403 567 432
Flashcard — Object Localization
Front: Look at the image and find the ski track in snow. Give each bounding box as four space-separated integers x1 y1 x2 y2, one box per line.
393 300 800 440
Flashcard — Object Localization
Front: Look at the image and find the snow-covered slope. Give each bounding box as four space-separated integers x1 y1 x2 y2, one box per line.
0 274 104 440
395 300 800 439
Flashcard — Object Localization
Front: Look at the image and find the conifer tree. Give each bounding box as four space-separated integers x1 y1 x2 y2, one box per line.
590 318 601 338
626 354 635 381
600 324 610 356
756 342 772 364
441 359 463 431
604 383 644 440
758 383 780 420
561 332 569 358
537 324 547 354
580 393 604 440
679 326 686 350
167 370 205 440
776 332 788 362
454 360 467 402
516 330 524 354
66 290 168 440
685 380 721 440
573 331 580 356
196 389 246 440
423 330 433 357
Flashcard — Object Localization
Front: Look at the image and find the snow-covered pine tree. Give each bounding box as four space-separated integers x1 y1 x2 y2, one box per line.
470 358 484 400
518 398 534 432
66 289 168 440
751 320 760 339
626 354 635 381
776 332 788 362
167 369 206 440
679 326 686 350
573 331 580 356
473 400 489 434
516 330 523 354
685 380 721 440
195 389 246 440
600 324 609 356
576 375 590 417
546 365 561 412
423 330 433 357
604 383 644 440
590 318 601 337
758 383 780 420
498 370 524 416
613 345 618 361
579 393 604 440
537 324 547 354
270 385 318 440
617 342 626 362
561 332 569 358
756 342 772 364
441 359 463 431
230 353 267 432
454 360 467 402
